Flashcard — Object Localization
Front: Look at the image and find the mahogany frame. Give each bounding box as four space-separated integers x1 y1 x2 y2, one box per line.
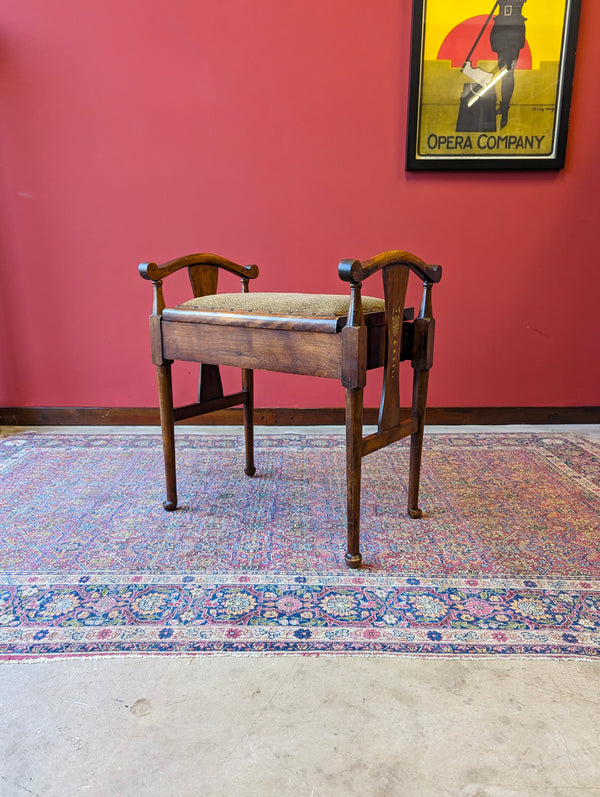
139 250 442 567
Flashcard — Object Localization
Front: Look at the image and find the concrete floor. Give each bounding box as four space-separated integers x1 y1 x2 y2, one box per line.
2 656 600 797
1 425 599 796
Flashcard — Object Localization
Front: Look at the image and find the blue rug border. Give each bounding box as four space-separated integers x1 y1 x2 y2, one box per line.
2 572 599 660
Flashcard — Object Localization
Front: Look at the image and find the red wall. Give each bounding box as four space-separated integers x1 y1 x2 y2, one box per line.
1 0 598 410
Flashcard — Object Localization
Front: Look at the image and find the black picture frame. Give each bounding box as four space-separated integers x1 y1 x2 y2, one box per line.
406 0 581 170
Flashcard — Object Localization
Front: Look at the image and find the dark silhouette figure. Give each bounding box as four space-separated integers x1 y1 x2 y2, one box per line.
490 0 527 128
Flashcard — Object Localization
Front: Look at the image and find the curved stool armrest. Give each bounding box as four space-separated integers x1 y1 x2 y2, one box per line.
139 254 259 282
338 250 441 284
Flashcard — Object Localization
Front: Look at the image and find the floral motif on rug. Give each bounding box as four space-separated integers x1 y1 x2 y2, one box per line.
1 432 599 659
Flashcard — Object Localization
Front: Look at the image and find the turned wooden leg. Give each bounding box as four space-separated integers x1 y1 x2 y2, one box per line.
156 362 177 511
345 387 363 568
242 368 256 477
407 369 429 519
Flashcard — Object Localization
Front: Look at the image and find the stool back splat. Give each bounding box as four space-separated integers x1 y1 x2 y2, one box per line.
139 250 442 568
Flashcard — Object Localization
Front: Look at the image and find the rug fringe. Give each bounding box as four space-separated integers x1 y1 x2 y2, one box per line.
2 651 600 664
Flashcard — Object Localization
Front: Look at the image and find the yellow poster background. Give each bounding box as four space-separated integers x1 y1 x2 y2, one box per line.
416 0 570 160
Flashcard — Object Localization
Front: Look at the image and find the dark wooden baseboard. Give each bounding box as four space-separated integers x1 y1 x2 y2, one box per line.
1 406 598 426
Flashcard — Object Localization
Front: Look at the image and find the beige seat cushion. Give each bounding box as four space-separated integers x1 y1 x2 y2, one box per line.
175 292 385 317
162 292 386 333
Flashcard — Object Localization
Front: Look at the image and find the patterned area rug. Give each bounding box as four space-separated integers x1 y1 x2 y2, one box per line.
1 431 599 659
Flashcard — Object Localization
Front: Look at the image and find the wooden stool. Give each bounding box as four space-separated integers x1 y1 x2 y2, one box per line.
139 250 442 567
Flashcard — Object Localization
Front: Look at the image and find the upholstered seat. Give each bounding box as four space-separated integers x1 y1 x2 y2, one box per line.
163 293 386 332
140 249 442 567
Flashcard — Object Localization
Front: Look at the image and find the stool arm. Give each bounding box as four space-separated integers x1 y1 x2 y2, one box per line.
139 254 259 282
338 250 441 285
139 254 260 316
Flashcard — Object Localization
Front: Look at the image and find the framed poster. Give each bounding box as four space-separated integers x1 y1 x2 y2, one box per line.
406 0 581 170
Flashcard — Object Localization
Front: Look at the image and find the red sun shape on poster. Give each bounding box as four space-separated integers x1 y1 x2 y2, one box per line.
437 15 532 69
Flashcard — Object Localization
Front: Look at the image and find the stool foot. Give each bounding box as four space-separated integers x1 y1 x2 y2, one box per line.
244 466 256 477
163 500 177 511
345 552 362 569
408 507 423 519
